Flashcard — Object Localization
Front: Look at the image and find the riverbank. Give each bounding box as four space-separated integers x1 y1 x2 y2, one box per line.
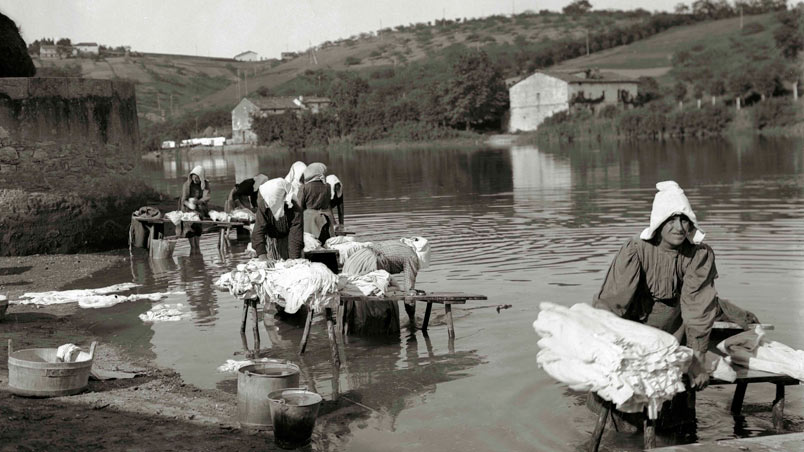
0 253 285 450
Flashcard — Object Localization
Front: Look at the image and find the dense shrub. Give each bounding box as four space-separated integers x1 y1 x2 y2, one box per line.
753 97 797 129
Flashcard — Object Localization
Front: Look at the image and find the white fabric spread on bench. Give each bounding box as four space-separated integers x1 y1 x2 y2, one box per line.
338 270 392 296
324 236 374 264
215 259 340 314
717 325 804 381
533 302 693 414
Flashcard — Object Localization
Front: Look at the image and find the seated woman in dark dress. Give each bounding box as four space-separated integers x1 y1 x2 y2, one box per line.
300 162 334 244
252 178 295 260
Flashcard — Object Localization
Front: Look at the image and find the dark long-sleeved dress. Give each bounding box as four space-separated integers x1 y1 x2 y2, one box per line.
301 181 334 244
592 236 721 354
252 193 295 259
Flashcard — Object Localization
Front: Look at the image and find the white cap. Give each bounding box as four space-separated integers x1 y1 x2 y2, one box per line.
639 181 705 244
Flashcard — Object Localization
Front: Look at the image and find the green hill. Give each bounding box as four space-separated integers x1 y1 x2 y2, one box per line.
550 13 782 85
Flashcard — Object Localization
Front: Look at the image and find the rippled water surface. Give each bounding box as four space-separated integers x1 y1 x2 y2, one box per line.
75 137 804 451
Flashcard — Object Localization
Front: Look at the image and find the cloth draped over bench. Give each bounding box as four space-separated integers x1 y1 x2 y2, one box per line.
717 326 804 381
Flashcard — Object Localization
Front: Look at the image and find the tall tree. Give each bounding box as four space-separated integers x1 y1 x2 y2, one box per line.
442 50 508 130
563 0 593 15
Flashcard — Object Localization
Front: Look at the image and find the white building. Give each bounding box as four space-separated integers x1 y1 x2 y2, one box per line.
161 140 176 149
39 45 59 59
179 137 226 147
508 70 638 132
73 42 99 55
231 96 331 144
234 51 260 61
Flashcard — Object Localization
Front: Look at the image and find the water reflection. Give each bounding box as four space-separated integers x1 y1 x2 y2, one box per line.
176 255 218 324
93 137 804 451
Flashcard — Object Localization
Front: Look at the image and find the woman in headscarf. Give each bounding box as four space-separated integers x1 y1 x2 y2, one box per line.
252 178 295 260
342 236 431 331
226 173 269 212
589 181 759 430
283 161 307 258
178 166 211 252
326 174 344 227
300 162 335 244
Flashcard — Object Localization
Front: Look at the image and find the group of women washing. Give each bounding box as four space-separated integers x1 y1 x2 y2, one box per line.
177 161 344 258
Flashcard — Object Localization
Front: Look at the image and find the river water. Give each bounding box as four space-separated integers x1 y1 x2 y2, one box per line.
72 136 804 451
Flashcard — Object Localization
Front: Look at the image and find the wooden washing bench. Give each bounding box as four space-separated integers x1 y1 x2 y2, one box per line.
131 217 252 256
709 321 798 433
338 291 488 338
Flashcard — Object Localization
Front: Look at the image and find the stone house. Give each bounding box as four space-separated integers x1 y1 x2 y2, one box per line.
39 45 58 59
231 96 332 144
508 70 638 132
72 42 99 56
234 50 260 61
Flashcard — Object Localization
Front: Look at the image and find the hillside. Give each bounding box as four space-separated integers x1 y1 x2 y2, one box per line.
550 13 781 84
33 53 274 124
183 11 648 112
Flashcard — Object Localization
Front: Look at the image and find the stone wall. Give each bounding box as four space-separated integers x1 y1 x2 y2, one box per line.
0 78 139 153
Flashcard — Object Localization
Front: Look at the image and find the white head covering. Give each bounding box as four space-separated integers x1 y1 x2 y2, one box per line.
326 175 342 199
640 181 705 244
284 161 307 205
400 236 431 269
251 174 269 191
303 162 327 184
258 178 290 220
189 165 207 191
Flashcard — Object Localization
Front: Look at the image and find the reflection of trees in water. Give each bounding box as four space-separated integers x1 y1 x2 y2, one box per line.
176 255 218 324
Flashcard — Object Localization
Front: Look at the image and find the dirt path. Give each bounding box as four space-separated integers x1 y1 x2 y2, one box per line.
0 254 286 451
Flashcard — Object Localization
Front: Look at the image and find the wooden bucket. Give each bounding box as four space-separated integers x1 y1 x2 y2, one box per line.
150 238 177 259
7 339 97 397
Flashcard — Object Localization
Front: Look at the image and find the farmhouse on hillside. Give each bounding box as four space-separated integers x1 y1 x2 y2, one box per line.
39 45 58 59
231 96 332 144
72 42 99 55
234 50 260 61
508 70 638 132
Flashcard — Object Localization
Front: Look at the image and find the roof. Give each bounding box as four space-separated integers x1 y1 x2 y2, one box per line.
234 50 258 58
540 70 637 84
74 42 98 47
245 96 331 110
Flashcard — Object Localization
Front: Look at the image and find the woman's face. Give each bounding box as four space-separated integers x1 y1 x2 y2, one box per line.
660 214 691 247
191 174 200 184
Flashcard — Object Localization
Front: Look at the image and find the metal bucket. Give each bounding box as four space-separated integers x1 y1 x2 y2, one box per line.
237 360 300 428
7 339 97 397
268 388 323 449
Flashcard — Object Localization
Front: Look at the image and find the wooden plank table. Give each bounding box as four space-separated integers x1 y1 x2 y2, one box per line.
131 216 252 256
338 291 487 338
711 366 799 432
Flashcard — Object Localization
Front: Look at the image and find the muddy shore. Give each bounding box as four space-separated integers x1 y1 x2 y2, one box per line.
0 253 290 451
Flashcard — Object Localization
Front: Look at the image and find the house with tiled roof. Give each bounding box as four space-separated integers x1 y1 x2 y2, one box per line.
72 42 99 55
508 69 638 132
231 96 332 144
234 50 260 61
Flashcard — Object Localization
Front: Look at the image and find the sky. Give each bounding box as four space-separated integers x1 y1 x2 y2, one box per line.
2 0 683 59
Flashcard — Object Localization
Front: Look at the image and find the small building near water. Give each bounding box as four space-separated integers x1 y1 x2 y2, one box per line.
508 70 638 132
39 45 59 59
72 42 99 56
231 96 332 144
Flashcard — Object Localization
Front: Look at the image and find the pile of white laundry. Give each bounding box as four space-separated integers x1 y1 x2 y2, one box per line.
717 325 804 381
215 259 339 314
164 210 200 225
208 210 230 222
338 270 392 297
230 208 255 222
533 302 693 415
139 303 191 322
56 344 83 362
303 233 321 252
14 283 183 309
324 236 374 265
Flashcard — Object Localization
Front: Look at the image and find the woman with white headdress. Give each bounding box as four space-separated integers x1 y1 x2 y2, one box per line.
326 174 344 226
300 162 335 243
284 161 306 258
178 165 211 253
590 181 758 429
252 178 294 260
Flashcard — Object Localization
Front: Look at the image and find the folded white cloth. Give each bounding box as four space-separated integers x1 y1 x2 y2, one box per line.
717 325 804 380
56 344 82 363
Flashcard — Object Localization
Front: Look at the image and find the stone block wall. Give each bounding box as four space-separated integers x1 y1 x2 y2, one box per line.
0 77 139 153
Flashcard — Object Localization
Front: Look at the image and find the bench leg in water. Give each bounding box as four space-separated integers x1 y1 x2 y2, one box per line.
251 300 260 355
643 417 656 449
421 303 433 332
445 304 455 338
239 301 250 352
772 383 785 432
299 308 314 355
404 302 416 329
325 308 340 368
730 382 748 415
188 236 201 255
589 402 610 452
